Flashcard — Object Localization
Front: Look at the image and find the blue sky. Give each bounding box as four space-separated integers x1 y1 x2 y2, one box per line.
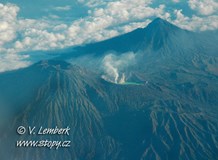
0 0 218 72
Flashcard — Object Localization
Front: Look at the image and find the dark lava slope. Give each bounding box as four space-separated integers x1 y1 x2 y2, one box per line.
0 59 217 160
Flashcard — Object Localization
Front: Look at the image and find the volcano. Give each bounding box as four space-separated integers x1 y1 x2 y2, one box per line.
0 18 218 160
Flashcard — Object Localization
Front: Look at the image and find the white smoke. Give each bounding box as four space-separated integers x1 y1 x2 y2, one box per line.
102 52 136 84
119 73 126 84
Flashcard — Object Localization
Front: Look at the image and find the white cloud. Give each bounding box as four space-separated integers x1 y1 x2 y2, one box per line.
0 3 19 46
0 53 30 73
188 0 218 15
3 1 165 56
172 9 218 31
172 0 180 3
77 0 106 7
0 1 217 56
116 20 151 33
0 3 69 72
66 0 169 45
13 19 67 51
48 14 60 19
53 5 71 11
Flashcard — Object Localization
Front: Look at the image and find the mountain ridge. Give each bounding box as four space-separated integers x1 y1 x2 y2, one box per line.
0 58 218 160
0 18 218 160
58 17 202 59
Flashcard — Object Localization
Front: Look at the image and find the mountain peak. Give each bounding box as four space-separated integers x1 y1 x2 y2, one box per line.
146 17 180 32
34 60 71 70
142 18 182 50
60 18 188 58
150 18 170 25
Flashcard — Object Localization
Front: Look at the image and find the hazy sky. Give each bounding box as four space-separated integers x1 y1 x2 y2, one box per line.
0 0 218 71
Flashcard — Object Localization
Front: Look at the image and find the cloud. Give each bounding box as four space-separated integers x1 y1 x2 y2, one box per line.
172 9 218 31
1 1 217 57
0 3 68 72
3 1 165 55
11 18 67 52
188 0 218 15
53 5 71 11
77 0 105 7
0 53 30 73
48 14 60 19
67 0 169 45
0 3 19 46
172 0 180 3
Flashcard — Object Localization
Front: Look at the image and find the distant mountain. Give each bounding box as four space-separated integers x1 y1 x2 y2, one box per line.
0 18 218 160
60 18 217 58
60 18 218 79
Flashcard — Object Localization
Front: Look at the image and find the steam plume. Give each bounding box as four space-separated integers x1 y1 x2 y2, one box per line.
102 52 136 83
